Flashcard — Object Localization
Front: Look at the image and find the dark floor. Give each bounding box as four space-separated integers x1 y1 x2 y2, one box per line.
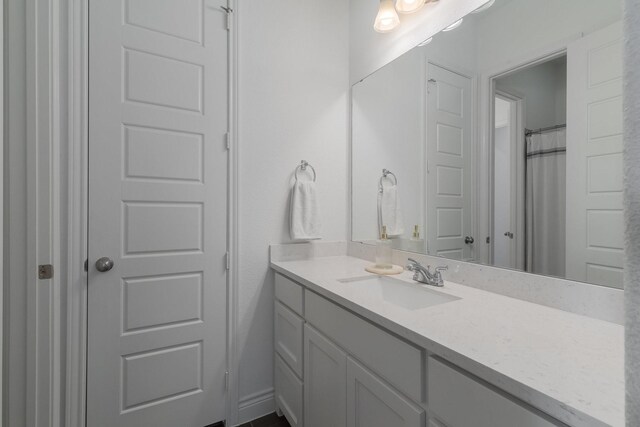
237 412 291 427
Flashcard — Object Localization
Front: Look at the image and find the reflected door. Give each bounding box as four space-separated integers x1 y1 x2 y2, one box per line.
87 0 229 425
565 22 624 288
426 64 473 260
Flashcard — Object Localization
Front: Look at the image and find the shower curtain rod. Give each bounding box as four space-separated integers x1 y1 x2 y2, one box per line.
525 123 566 136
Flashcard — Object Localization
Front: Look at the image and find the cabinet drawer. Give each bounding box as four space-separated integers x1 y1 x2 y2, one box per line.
275 354 303 427
347 357 424 427
305 291 424 402
428 357 560 427
276 273 304 316
275 301 304 377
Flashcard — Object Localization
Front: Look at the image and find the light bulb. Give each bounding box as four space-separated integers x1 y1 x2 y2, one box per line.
395 0 424 14
472 0 495 13
443 18 463 32
374 0 400 33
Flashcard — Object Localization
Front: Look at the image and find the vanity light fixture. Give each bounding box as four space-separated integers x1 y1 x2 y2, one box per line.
418 37 433 46
442 18 463 31
395 0 425 14
374 0 400 33
472 0 495 13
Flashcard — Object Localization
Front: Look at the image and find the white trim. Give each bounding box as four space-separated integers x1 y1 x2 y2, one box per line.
25 0 64 424
226 0 240 425
237 388 275 425
64 0 88 425
0 0 4 421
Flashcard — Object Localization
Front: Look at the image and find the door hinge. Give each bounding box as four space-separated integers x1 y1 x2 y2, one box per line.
486 236 491 244
225 371 229 391
221 6 233 31
225 251 230 270
224 132 231 150
84 259 88 272
38 264 54 280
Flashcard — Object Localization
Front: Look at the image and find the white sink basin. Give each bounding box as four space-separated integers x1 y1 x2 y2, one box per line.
337 275 460 310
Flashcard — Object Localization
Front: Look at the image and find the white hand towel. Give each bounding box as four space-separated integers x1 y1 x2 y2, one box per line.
378 184 404 237
290 180 322 241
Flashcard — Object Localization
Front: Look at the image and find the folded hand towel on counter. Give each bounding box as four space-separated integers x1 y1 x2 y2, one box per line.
290 180 322 241
378 184 404 238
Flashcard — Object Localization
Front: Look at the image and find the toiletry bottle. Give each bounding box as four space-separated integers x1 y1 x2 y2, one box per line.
376 226 393 269
410 225 425 253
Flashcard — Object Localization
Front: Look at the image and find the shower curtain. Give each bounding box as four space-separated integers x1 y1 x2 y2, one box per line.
525 129 566 277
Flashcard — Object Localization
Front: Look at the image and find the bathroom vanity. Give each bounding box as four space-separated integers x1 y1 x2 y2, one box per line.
270 245 623 427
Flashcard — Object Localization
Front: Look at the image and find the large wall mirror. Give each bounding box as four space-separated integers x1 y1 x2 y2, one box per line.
351 0 624 288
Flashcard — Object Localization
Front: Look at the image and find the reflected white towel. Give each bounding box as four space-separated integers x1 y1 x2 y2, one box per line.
290 180 321 241
378 185 404 237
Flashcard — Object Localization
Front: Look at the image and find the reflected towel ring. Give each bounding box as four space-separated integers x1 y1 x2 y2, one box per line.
379 168 397 193
295 160 317 182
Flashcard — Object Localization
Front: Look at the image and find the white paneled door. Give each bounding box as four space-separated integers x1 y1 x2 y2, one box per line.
426 64 473 260
87 1 229 426
565 22 623 288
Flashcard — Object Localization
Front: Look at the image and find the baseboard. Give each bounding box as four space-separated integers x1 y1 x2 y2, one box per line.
237 388 275 425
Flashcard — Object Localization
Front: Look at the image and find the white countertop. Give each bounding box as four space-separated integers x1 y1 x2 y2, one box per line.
270 255 624 427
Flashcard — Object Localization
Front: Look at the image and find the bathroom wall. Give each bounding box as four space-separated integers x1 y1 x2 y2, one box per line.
236 0 349 422
474 0 622 73
352 48 424 243
496 58 567 130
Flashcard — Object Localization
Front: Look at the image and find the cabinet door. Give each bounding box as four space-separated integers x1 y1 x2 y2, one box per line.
347 357 424 427
304 325 347 427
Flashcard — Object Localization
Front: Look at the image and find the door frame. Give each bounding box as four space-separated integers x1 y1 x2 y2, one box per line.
8 0 239 425
477 36 573 266
492 91 525 270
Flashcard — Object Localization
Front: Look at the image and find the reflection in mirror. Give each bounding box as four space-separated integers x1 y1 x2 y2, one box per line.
351 0 623 288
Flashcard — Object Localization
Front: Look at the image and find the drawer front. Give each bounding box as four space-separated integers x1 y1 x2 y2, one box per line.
428 357 560 427
275 301 304 377
305 291 424 402
275 354 303 427
276 273 304 316
347 357 425 427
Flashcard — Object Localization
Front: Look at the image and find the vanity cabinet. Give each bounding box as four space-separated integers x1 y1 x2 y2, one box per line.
427 357 561 427
274 272 564 427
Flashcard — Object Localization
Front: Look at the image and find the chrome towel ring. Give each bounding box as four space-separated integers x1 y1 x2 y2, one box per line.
379 168 397 193
295 160 317 182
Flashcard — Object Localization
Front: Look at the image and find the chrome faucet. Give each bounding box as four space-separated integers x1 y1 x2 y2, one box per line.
405 258 448 287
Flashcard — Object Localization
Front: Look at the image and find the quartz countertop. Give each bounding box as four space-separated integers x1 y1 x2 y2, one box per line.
270 255 624 427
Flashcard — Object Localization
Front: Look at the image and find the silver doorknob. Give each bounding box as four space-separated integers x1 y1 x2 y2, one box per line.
95 257 114 272
464 236 474 244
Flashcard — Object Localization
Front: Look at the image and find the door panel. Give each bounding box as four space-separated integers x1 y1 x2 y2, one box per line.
565 22 623 288
87 0 229 426
426 64 473 260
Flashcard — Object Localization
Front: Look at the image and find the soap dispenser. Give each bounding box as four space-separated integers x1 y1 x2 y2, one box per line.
409 225 425 253
375 226 393 269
